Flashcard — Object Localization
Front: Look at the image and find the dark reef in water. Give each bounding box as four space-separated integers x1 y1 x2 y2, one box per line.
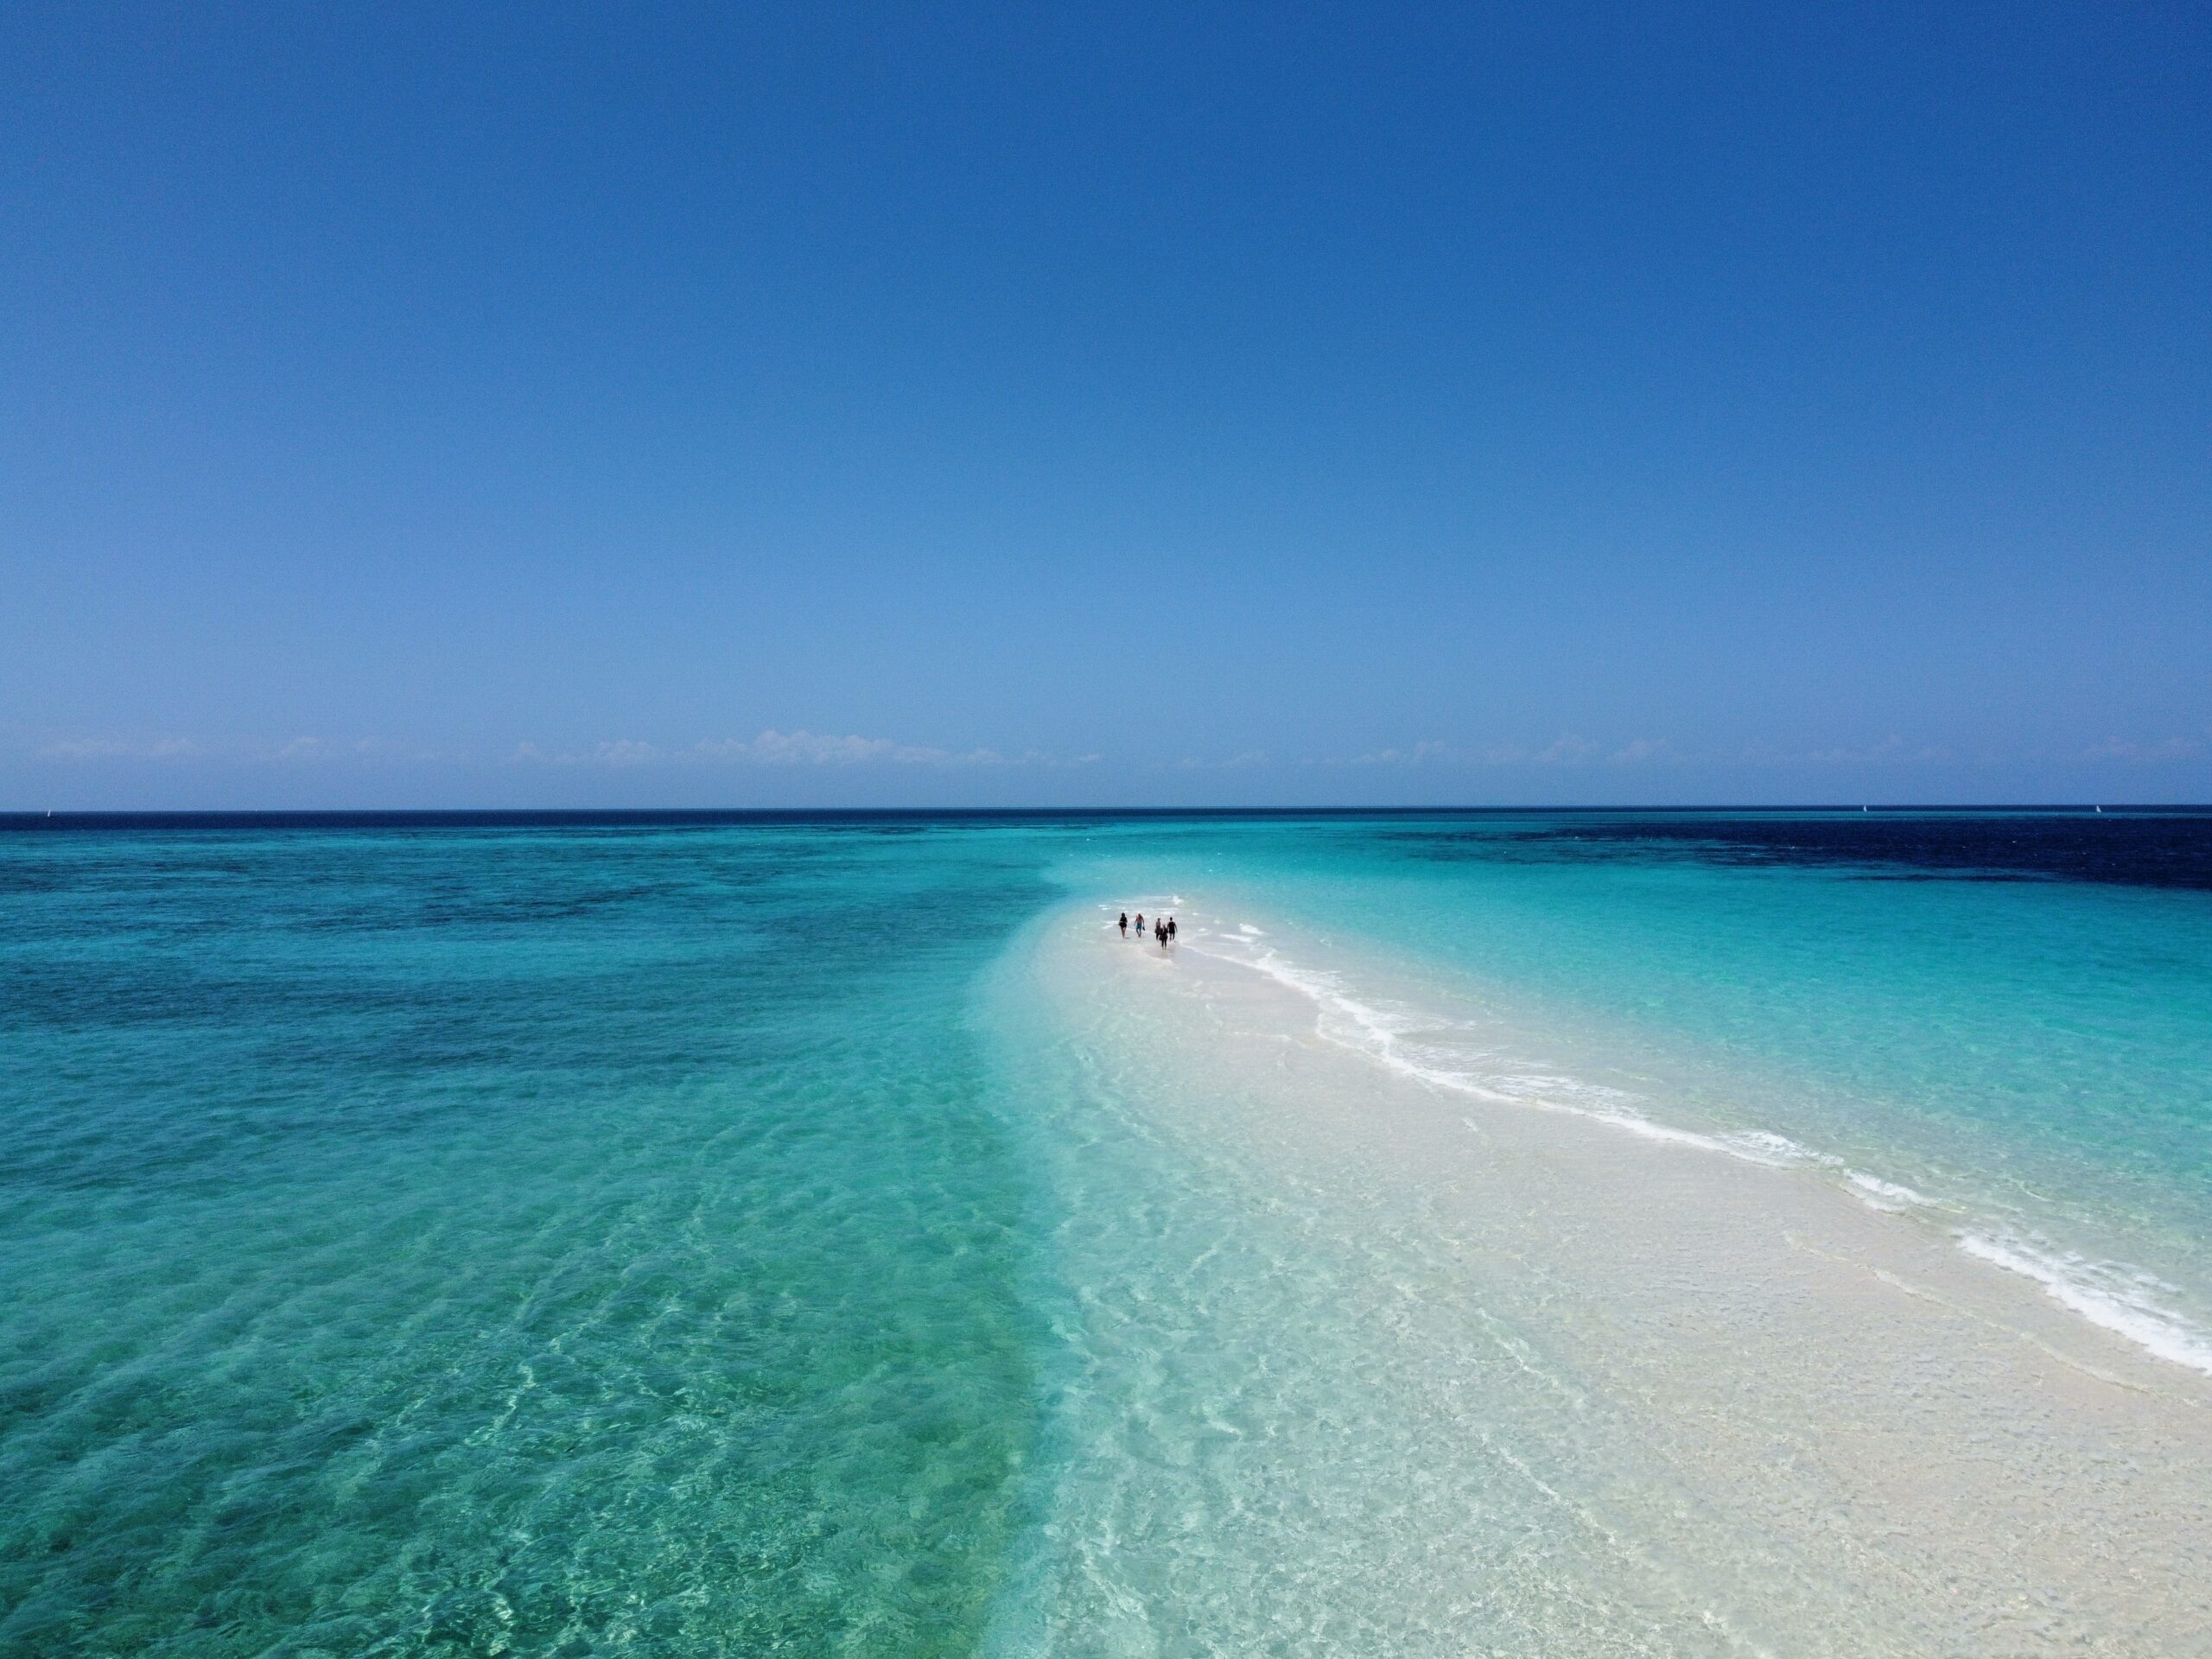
7 806 2210 891
1388 810 2212 892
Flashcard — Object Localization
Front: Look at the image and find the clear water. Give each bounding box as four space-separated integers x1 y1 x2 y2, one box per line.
0 823 1048 1656
3 811 2208 1654
1058 813 2212 1332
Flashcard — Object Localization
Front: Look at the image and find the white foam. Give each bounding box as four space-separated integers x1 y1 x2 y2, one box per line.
1846 1171 1931 1212
1183 918 2212 1380
1955 1232 2212 1376
1194 933 1832 1174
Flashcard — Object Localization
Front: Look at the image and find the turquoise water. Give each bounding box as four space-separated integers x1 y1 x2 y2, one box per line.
1062 815 2212 1322
0 824 1049 1656
3 812 2209 1653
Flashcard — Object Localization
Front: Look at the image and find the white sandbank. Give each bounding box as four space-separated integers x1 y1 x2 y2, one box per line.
1009 902 2212 1656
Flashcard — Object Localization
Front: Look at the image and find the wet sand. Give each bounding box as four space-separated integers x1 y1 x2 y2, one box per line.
1018 906 2212 1655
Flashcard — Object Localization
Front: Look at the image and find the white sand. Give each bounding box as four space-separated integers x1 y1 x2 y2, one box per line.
1004 907 2212 1656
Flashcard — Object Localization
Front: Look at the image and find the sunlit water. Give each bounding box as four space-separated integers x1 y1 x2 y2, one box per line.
3 811 2207 1653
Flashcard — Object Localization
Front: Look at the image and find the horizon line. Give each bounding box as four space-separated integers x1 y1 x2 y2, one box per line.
6 802 2209 828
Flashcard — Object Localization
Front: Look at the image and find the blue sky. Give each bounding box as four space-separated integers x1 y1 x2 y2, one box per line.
3 2 2207 807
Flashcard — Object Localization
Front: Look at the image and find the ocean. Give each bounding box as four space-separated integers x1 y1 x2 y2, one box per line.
3 810 2208 1655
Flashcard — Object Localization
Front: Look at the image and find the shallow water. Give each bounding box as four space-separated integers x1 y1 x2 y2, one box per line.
0 823 1047 1656
994 905 2212 1653
1057 812 2212 1362
2 811 2208 1653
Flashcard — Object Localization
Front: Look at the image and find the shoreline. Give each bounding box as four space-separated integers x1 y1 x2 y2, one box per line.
1001 897 2212 1652
1173 912 2212 1382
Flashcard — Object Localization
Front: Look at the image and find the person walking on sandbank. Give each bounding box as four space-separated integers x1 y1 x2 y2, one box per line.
1119 912 1128 936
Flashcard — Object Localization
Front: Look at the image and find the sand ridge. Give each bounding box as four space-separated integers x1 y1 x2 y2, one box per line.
1032 901 2212 1655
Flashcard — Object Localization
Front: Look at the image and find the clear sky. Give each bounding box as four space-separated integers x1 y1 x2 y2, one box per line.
3 2 2207 808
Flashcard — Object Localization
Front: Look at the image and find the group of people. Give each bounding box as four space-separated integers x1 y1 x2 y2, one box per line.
1121 910 1176 945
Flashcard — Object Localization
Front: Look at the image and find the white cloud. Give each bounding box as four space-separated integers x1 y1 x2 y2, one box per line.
699 729 1019 766
1534 734 1599 765
697 730 906 766
1742 735 1954 766
40 735 209 761
1342 734 1660 768
593 739 666 767
1176 750 1272 771
505 729 1090 769
350 736 449 762
41 738 137 759
35 734 452 766
1350 740 1456 766
503 740 667 767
